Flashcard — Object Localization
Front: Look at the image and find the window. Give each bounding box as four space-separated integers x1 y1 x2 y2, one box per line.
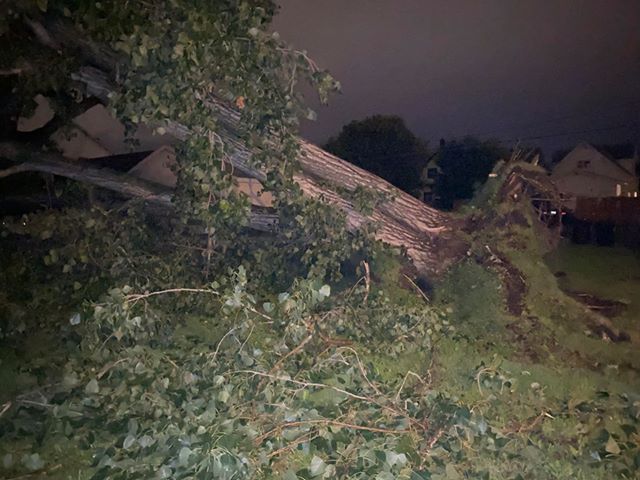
426 167 438 179
577 160 591 169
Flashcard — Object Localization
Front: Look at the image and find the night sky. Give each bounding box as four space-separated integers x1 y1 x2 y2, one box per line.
274 1 640 155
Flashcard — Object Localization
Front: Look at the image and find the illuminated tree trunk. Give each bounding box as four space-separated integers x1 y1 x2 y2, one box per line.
0 20 468 277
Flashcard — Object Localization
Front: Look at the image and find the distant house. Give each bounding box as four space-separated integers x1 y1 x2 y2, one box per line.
419 157 440 204
551 143 638 206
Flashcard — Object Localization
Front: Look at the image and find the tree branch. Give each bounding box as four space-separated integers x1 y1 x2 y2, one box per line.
0 142 278 232
18 18 469 276
0 67 30 76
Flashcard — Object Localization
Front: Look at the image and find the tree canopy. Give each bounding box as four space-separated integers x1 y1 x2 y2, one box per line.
324 115 430 195
434 137 506 210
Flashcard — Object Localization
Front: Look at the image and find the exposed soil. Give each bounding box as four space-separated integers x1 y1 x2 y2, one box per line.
559 289 631 343
564 290 628 319
505 315 550 362
478 247 527 317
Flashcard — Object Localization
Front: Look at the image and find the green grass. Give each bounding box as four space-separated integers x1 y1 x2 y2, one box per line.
425 202 640 478
2 204 640 479
545 242 640 335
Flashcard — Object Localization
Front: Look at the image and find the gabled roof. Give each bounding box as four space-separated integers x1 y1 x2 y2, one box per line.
554 143 637 180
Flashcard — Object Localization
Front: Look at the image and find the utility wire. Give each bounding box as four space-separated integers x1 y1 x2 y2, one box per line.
462 99 640 139
334 122 637 162
514 123 637 142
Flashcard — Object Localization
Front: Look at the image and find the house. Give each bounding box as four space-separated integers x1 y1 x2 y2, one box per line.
17 97 273 207
127 144 273 207
419 157 440 204
551 143 638 207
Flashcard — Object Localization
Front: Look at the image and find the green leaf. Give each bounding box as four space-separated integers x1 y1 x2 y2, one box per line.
123 434 136 450
309 455 326 477
318 284 331 299
178 447 192 467
62 371 79 388
218 389 230 403
128 418 139 435
386 451 407 467
445 464 462 479
278 292 290 303
85 378 99 394
22 453 44 471
138 435 155 448
158 466 172 478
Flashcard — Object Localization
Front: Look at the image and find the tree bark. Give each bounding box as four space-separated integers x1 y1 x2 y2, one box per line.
69 65 467 276
10 18 468 277
0 143 278 232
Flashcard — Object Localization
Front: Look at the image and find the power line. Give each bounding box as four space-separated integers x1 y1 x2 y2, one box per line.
513 123 637 142
332 122 637 163
446 99 640 140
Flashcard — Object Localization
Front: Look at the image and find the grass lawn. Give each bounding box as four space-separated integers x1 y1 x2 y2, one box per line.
545 241 640 336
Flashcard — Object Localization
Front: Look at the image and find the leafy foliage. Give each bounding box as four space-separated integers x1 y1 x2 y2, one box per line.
325 115 430 195
1 0 346 279
434 137 506 210
2 205 640 479
1 2 639 480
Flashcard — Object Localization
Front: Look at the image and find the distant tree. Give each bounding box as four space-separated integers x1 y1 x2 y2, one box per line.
434 137 506 210
324 115 430 194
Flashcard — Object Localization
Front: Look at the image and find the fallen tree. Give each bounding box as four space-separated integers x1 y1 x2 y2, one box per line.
0 14 467 277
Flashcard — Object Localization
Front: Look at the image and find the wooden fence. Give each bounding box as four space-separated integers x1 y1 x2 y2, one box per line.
573 197 640 225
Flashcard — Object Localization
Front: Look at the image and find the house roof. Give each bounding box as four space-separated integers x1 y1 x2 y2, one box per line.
556 143 637 180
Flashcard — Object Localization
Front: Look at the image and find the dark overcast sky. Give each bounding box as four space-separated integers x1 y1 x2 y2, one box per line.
273 1 640 154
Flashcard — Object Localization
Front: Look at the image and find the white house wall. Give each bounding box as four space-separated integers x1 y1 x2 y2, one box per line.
553 173 632 198
617 157 637 176
552 143 635 183
72 104 173 155
18 96 275 207
17 95 55 132
129 145 178 187
129 146 274 208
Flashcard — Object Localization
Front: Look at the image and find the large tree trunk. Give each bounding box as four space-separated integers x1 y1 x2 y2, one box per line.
70 66 468 276
1 19 468 277
293 143 468 276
